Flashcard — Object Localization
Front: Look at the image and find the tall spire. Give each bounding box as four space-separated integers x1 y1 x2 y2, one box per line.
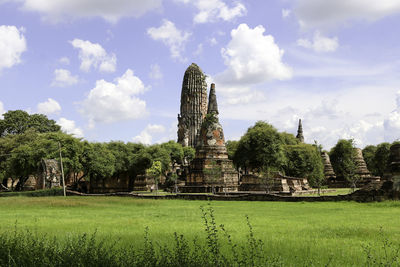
177 63 208 148
207 83 219 115
296 119 304 143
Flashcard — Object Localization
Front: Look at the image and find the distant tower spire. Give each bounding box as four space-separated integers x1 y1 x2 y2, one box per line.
207 83 219 115
296 119 304 143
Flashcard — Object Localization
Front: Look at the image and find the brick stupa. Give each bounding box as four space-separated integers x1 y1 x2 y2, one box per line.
185 83 239 193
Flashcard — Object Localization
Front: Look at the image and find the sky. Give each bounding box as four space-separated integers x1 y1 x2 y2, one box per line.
1 0 400 150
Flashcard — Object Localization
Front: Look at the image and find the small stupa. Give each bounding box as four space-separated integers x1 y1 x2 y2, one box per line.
321 152 336 180
354 148 372 178
186 83 239 192
296 119 304 143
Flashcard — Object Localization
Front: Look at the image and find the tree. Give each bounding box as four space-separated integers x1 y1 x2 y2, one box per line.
363 145 377 175
225 140 239 161
283 143 324 194
234 121 287 174
126 143 152 190
280 132 300 145
81 143 116 181
146 161 162 195
183 146 195 164
0 110 60 137
373 143 391 177
161 141 184 168
330 139 358 191
203 160 222 194
146 144 171 175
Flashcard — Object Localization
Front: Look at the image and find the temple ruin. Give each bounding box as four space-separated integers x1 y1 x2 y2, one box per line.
40 159 61 189
183 83 239 193
177 63 208 148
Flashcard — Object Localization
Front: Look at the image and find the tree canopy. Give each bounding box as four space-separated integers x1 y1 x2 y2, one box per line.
0 110 60 137
283 144 324 187
329 139 357 181
233 121 286 173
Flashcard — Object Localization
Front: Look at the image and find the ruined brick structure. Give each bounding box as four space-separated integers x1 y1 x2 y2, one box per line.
40 159 61 189
184 83 239 192
321 152 336 181
354 148 371 178
239 173 310 193
177 63 208 148
328 148 380 188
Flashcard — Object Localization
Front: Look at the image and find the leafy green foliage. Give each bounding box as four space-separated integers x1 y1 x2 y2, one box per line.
183 146 195 163
283 144 324 187
279 132 300 145
0 110 60 137
363 145 377 175
161 141 184 167
234 121 286 173
373 143 391 177
330 139 358 186
83 143 116 181
363 142 391 178
225 140 238 161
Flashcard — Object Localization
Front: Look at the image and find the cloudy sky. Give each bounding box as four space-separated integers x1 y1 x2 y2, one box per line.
1 0 400 149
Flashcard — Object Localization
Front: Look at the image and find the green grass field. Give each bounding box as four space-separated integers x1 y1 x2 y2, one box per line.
1 196 400 266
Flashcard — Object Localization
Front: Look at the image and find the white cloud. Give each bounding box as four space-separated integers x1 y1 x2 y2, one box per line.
209 37 218 46
51 68 79 87
147 20 191 61
0 25 27 72
176 0 246 23
213 23 292 105
37 98 61 115
57 117 84 138
80 69 148 127
194 43 203 56
8 0 162 23
133 124 165 145
282 9 291 18
59 57 70 65
216 24 292 86
149 63 163 80
0 101 5 119
297 31 339 53
220 84 400 149
295 0 400 29
71 39 116 72
384 91 400 142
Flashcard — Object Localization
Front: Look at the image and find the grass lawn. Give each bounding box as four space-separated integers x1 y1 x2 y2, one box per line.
1 196 400 266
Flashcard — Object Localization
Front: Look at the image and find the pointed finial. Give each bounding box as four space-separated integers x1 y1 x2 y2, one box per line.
207 83 219 115
296 119 304 143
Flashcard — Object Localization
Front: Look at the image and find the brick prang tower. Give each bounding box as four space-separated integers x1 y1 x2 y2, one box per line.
177 63 208 148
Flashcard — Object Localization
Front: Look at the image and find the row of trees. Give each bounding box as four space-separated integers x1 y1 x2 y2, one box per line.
225 121 324 188
1 110 396 191
226 121 397 189
0 110 195 190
